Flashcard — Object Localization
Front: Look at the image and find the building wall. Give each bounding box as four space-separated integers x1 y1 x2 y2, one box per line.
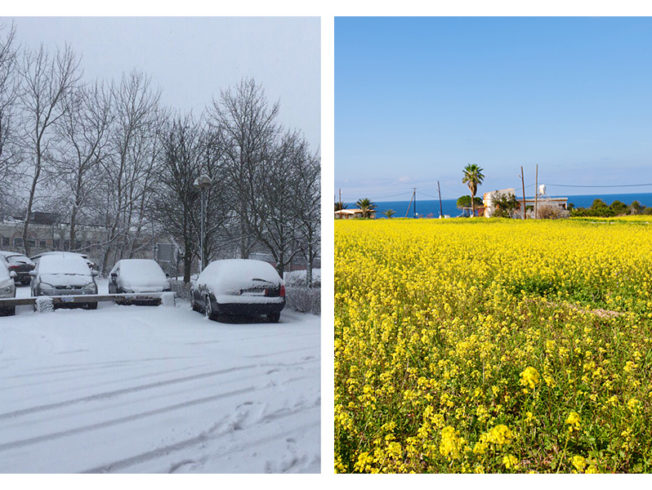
0 221 155 264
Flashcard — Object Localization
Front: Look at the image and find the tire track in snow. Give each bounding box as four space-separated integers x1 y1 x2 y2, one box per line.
83 403 319 473
3 356 193 379
0 364 258 420
0 386 255 453
2 362 210 393
246 346 316 359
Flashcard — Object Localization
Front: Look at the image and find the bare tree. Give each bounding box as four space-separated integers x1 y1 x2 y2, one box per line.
292 146 321 287
207 78 279 259
48 81 113 249
150 115 203 282
98 71 160 272
18 44 81 255
248 131 305 276
0 24 19 218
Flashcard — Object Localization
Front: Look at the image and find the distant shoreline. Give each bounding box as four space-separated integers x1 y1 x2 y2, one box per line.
344 192 652 219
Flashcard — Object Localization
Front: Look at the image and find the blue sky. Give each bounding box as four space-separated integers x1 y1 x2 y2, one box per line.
335 17 652 201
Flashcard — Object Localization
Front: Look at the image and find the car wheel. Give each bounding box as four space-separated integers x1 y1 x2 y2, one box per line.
191 296 199 312
204 295 216 321
87 302 98 310
267 312 281 323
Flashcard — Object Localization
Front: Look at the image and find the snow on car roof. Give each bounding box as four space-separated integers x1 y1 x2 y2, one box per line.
38 253 91 275
199 259 282 294
2 253 34 265
0 251 24 258
115 259 166 280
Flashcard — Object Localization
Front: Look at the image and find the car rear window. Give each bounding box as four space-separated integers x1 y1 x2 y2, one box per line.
7 254 34 265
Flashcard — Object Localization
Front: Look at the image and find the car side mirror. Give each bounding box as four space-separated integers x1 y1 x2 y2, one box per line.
9 271 17 279
92 270 99 277
29 270 37 277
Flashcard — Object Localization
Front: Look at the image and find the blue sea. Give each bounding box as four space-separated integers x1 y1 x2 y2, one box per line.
347 192 652 219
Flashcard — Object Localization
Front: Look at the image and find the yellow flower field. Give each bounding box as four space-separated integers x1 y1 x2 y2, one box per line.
335 218 652 473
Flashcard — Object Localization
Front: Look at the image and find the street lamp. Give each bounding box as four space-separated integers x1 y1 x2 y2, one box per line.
193 174 212 273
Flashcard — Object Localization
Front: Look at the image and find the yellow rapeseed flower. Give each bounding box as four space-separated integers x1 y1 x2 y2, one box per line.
520 366 541 391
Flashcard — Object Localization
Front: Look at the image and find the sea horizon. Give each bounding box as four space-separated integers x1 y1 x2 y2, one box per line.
344 192 652 218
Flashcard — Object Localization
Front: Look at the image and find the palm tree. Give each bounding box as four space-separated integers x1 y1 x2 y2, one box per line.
383 209 396 219
462 164 485 217
356 197 376 218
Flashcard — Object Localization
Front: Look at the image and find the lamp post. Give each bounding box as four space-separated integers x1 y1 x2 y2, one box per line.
193 174 212 272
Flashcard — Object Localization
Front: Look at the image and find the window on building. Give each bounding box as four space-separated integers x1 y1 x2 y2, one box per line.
1 236 8 247
63 240 70 251
14 237 23 247
53 239 60 249
39 240 47 249
27 239 36 248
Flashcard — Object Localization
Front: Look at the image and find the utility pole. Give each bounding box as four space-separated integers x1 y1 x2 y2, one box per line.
413 188 417 218
405 190 413 218
437 181 443 218
339 188 342 208
520 166 527 220
534 164 539 219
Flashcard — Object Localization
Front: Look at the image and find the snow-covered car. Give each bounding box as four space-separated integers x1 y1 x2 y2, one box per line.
0 251 35 285
0 259 17 316
109 259 170 305
31 251 97 271
30 253 99 309
191 259 285 322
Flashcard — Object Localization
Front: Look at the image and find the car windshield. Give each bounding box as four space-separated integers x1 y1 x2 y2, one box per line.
119 260 166 281
38 254 91 276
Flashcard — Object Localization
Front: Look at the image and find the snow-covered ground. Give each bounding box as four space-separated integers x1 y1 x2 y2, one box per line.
0 282 320 473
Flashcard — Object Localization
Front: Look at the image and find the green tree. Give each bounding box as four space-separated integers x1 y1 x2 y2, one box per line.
383 209 396 219
456 195 483 209
462 164 485 217
492 192 519 218
609 200 627 216
356 197 376 218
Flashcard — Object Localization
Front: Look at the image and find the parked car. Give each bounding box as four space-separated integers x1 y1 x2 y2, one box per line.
109 259 170 305
31 251 98 271
30 253 99 309
191 259 285 322
0 251 35 285
0 259 17 316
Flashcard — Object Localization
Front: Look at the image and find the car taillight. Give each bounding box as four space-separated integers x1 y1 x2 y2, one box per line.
280 285 285 297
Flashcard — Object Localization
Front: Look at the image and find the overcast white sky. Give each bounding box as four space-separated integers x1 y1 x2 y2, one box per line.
6 17 320 150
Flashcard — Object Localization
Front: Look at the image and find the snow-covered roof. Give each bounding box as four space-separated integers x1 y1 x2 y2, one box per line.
199 259 282 295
